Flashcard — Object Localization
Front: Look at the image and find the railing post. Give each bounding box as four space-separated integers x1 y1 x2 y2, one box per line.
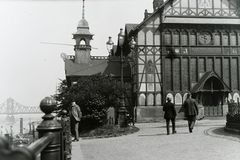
37 97 63 160
20 118 23 135
60 110 72 160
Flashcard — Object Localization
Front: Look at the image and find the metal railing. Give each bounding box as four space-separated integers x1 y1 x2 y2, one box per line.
228 100 240 115
0 97 72 160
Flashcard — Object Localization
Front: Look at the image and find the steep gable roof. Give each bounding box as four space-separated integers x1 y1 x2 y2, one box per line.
164 0 240 18
163 0 240 24
132 0 170 32
132 0 240 33
191 70 231 93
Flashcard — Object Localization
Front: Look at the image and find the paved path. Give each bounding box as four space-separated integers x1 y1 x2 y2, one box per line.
75 119 240 160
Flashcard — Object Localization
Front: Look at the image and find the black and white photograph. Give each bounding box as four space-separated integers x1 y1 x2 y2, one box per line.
0 0 240 160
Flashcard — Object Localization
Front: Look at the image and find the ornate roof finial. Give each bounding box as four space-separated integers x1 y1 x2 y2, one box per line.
82 0 85 19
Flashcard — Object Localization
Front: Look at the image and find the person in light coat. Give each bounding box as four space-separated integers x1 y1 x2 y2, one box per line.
70 102 82 141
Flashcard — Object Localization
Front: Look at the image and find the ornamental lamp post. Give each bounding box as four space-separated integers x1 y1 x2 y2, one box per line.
106 29 136 128
129 36 137 50
117 28 127 128
128 36 136 125
106 36 114 56
106 28 127 127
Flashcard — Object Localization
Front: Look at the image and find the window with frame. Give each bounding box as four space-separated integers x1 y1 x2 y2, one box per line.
80 39 86 45
165 31 172 45
214 33 221 45
181 31 188 45
222 33 229 46
172 31 180 45
189 31 196 45
230 33 237 46
238 33 240 46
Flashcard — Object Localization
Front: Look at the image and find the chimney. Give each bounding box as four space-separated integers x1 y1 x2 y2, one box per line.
144 9 148 20
153 0 164 12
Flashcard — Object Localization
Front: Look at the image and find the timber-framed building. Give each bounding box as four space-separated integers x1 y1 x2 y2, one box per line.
64 0 240 122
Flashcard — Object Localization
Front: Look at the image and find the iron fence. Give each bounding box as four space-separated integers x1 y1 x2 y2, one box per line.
0 97 74 160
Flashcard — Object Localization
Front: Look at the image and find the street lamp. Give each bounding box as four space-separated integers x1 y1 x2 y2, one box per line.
128 36 136 125
129 36 137 50
106 29 136 127
117 28 127 127
106 36 114 56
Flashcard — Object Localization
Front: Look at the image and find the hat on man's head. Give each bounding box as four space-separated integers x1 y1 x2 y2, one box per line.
166 97 171 102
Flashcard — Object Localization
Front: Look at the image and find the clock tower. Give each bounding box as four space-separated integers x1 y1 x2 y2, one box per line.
73 0 93 64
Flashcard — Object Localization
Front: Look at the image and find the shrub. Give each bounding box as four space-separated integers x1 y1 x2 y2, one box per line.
54 75 124 132
226 113 240 123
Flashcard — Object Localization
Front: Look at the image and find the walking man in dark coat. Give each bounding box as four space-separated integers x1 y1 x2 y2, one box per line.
183 93 199 133
70 101 82 141
163 97 177 135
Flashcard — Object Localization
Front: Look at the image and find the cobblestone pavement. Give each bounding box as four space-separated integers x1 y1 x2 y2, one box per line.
79 119 240 160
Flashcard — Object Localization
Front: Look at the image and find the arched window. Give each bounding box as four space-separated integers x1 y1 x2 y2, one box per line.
156 93 162 105
233 93 240 103
165 30 171 45
183 93 188 102
80 39 86 45
166 93 174 103
189 31 196 45
138 30 145 45
230 32 237 46
238 33 240 46
181 31 188 45
154 31 161 45
214 32 221 45
175 93 182 105
139 94 146 106
173 31 180 45
147 94 154 106
146 30 153 45
228 93 232 102
222 33 229 46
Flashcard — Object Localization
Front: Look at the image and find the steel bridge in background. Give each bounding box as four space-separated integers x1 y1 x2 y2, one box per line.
0 98 41 114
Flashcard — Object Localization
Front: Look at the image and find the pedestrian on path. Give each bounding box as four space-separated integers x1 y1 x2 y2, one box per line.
183 93 199 133
70 101 82 141
163 97 177 135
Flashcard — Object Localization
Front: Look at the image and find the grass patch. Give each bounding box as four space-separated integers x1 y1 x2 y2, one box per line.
80 125 139 139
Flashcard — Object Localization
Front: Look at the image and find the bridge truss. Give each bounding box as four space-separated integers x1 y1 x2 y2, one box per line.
0 98 42 114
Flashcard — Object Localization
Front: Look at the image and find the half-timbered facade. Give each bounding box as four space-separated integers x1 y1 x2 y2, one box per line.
64 0 240 122
124 0 240 121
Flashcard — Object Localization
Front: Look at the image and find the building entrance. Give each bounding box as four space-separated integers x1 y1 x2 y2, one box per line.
202 92 223 116
192 71 230 117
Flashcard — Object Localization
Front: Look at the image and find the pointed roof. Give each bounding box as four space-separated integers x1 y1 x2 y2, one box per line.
191 71 231 93
132 0 240 33
132 0 170 32
74 0 93 35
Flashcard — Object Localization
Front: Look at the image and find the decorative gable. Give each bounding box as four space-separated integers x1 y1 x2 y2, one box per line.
164 0 240 18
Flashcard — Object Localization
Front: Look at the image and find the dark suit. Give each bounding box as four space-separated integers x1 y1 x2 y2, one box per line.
163 102 177 134
183 98 199 132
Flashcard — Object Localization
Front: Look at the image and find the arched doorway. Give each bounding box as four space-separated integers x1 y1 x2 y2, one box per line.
191 71 231 117
202 77 224 116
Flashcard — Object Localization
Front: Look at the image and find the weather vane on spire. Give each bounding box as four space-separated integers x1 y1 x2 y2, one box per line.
82 0 85 19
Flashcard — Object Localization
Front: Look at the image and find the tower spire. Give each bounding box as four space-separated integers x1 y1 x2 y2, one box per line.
82 0 85 19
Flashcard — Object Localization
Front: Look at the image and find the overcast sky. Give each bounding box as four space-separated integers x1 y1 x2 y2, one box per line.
0 0 153 106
